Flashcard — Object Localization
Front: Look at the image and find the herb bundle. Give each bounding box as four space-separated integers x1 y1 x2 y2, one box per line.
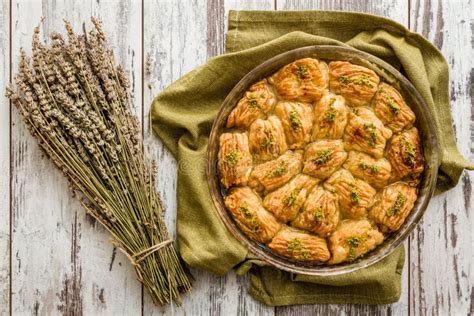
6 18 192 306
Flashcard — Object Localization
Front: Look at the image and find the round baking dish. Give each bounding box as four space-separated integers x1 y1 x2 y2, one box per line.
207 45 439 276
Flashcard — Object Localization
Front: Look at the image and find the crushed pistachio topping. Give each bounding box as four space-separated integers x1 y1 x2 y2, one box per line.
358 162 380 175
286 188 301 206
225 150 241 167
387 192 407 216
325 98 337 123
268 160 288 177
261 128 275 148
352 74 374 87
314 207 323 223
386 96 400 115
247 96 260 110
346 236 361 262
239 203 260 232
350 185 360 203
287 238 311 259
363 123 378 147
338 74 373 88
314 149 332 165
289 110 302 130
338 74 352 85
400 137 417 167
295 64 310 80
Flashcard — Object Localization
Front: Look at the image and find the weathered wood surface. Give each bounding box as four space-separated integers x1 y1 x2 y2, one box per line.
0 0 11 315
0 0 472 315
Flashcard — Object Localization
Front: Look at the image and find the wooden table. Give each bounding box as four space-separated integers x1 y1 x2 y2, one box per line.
0 0 472 315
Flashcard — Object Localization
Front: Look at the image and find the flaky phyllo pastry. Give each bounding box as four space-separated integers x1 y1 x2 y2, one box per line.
329 61 380 107
227 79 277 128
373 83 416 133
218 132 253 189
268 226 331 262
303 139 348 179
249 116 288 162
263 174 318 223
269 58 329 102
312 92 348 140
328 219 384 264
275 101 313 149
225 187 281 243
218 57 425 264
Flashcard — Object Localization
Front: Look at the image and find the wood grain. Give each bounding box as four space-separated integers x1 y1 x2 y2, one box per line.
409 0 473 314
0 0 10 314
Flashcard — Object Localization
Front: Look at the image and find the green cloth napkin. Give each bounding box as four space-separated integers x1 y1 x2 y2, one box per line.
150 10 474 306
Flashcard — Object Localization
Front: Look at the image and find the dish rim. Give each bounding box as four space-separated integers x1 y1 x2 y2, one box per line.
206 45 440 276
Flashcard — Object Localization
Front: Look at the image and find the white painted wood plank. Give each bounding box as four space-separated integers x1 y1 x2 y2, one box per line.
409 0 473 314
276 0 409 25
142 0 275 314
0 0 10 314
274 1 410 315
10 0 143 314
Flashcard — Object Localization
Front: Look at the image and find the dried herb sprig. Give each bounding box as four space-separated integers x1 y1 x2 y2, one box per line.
6 18 192 306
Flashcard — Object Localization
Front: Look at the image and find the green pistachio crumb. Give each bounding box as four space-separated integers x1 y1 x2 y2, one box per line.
325 98 337 123
268 160 288 177
350 185 360 203
351 74 374 88
289 110 302 130
315 207 323 223
314 149 332 165
386 96 400 115
338 74 373 88
225 150 241 167
261 128 275 148
295 64 310 80
286 188 301 206
338 75 351 85
346 236 362 262
287 238 311 259
387 192 407 216
239 203 260 232
358 162 380 175
363 123 378 147
401 137 417 167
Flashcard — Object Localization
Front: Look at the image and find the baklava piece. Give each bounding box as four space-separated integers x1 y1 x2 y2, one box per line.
302 140 348 179
268 226 331 262
372 82 415 133
292 185 340 237
370 182 418 232
224 187 281 243
312 92 348 140
329 61 380 107
343 107 393 159
263 174 319 223
249 116 287 162
269 58 329 103
328 219 384 264
249 151 303 193
274 101 313 149
217 132 253 188
324 169 376 219
343 151 392 188
226 79 277 128
386 127 424 181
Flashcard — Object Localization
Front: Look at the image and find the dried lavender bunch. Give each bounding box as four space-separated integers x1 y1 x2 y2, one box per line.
6 18 192 306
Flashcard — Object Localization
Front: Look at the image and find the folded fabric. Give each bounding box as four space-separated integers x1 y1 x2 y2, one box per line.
150 10 473 306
